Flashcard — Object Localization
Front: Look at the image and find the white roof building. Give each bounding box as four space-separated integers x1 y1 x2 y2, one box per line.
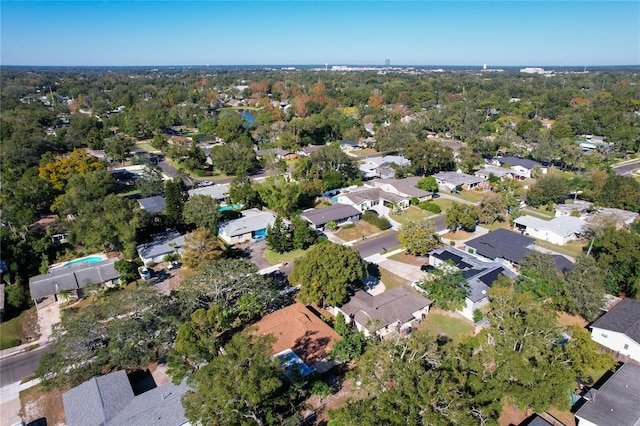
513 215 585 245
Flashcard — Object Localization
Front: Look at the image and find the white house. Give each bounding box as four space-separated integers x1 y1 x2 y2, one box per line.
427 246 517 320
299 204 362 230
334 286 432 338
474 165 526 181
589 298 640 363
433 171 489 191
371 177 433 202
491 156 547 178
218 208 275 245
136 230 185 265
188 183 229 204
513 215 585 245
333 185 410 212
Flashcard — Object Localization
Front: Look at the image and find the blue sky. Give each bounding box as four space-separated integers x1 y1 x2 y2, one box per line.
1 1 638 66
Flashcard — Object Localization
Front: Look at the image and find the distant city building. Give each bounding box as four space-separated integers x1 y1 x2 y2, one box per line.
520 67 554 75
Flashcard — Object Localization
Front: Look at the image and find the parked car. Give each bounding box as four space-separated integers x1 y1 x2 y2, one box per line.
421 264 435 272
167 260 181 270
138 266 151 280
252 235 266 242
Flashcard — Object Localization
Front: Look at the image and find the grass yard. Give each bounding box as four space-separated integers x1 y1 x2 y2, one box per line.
536 239 586 257
0 307 39 350
528 205 556 217
442 229 474 241
421 308 474 343
351 148 377 155
20 384 68 426
389 205 435 225
431 198 455 212
136 141 161 153
379 268 410 290
388 251 428 267
557 311 588 328
481 221 511 231
264 248 307 265
454 190 486 203
335 221 381 241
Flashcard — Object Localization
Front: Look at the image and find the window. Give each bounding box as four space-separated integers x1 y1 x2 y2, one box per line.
601 333 608 338
624 344 629 350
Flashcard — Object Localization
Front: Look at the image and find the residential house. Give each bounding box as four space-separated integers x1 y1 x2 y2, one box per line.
555 201 639 229
433 171 489 192
253 302 342 375
218 208 275 245
513 215 585 245
297 144 325 157
555 200 593 217
358 155 411 179
574 363 640 426
255 148 296 160
63 370 190 426
491 156 547 178
371 177 433 202
137 195 166 215
136 230 185 265
427 246 517 320
188 183 230 204
29 258 120 304
300 204 362 230
575 135 612 152
335 286 432 338
475 165 527 181
589 298 640 363
333 185 410 212
339 140 364 151
464 228 535 268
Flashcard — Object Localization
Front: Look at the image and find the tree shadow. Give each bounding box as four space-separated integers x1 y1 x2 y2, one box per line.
292 330 332 365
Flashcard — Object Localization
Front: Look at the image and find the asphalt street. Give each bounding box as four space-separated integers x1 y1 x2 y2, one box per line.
613 160 640 177
0 346 52 387
353 231 400 258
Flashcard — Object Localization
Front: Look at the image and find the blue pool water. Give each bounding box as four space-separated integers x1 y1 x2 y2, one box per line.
240 111 255 124
219 204 243 212
64 256 105 267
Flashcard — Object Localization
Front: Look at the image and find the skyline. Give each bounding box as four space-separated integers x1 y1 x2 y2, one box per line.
1 1 639 67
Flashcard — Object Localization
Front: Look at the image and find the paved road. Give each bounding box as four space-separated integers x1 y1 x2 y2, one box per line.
613 160 640 177
0 346 52 387
353 231 399 258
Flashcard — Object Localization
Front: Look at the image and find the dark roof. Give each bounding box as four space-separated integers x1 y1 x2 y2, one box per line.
465 229 534 263
575 363 640 426
552 254 575 272
478 267 506 286
432 250 472 269
494 156 541 170
29 258 120 300
339 140 361 147
591 298 640 344
63 370 190 426
137 196 166 214
340 286 432 332
300 204 362 228
520 414 554 426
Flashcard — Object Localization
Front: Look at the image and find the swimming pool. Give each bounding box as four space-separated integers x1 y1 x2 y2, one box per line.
219 204 243 212
64 255 107 267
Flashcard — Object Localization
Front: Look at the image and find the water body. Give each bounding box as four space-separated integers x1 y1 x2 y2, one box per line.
240 110 255 125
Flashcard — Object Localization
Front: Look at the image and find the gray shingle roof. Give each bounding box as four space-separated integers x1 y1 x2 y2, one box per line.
136 230 185 261
29 258 120 300
188 184 229 201
575 363 640 426
375 177 432 198
465 229 534 264
137 196 166 214
218 209 275 237
300 204 362 227
340 286 432 332
433 171 486 186
342 187 406 205
493 156 541 170
63 370 191 426
514 215 586 238
591 298 640 345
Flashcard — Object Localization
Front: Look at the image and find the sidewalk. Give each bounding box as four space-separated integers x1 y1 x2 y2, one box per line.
1 301 60 361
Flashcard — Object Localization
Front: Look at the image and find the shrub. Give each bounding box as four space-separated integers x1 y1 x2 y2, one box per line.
473 309 483 323
362 212 391 230
309 379 332 397
418 201 441 214
342 223 355 229
410 197 419 205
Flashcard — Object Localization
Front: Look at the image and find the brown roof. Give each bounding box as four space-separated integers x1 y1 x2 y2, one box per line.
253 303 342 364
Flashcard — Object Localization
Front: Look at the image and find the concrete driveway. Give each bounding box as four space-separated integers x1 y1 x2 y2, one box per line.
239 241 272 270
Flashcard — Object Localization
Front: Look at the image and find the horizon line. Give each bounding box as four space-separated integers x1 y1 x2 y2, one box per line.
2 63 639 68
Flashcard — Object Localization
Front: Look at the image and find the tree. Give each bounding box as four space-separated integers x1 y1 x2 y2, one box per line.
114 259 139 284
229 176 260 208
181 228 229 270
136 165 165 197
516 251 565 307
405 140 455 175
563 255 606 321
563 325 617 381
445 202 479 232
497 178 524 213
290 242 366 306
526 174 570 208
164 178 188 227
397 219 440 255
104 133 135 165
417 264 469 311
255 177 304 217
182 333 291 426
330 312 367 361
51 169 117 216
477 192 506 225
38 149 105 191
417 176 438 192
291 215 317 250
590 226 640 297
183 195 221 232
212 142 257 176
266 216 293 254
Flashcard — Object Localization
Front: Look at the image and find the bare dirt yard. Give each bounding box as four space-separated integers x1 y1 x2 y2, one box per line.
20 384 68 426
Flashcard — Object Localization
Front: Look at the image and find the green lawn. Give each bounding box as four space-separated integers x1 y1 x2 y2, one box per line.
455 190 485 203
536 240 586 257
421 310 474 343
379 269 410 290
336 221 381 241
480 220 511 231
136 141 161 153
0 310 28 349
431 198 455 212
264 248 307 265
528 205 555 217
389 206 434 225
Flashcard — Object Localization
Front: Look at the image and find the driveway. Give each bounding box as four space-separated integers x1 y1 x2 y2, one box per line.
239 241 272 270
